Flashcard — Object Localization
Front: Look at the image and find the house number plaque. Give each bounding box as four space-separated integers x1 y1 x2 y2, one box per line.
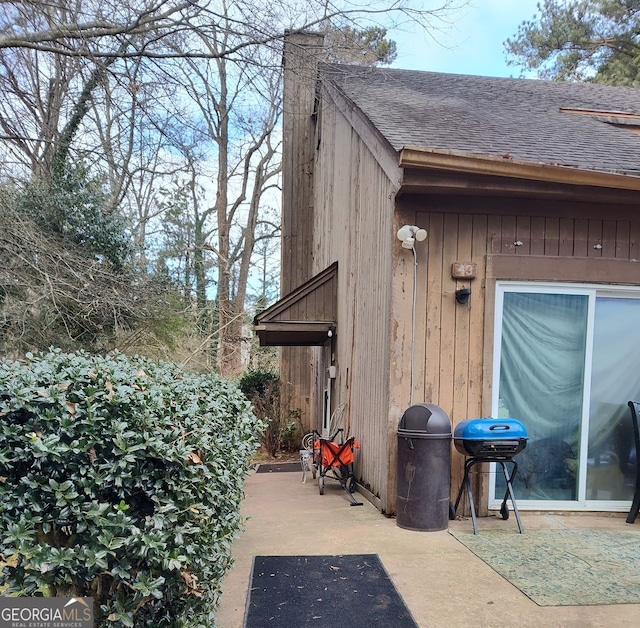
451 262 477 279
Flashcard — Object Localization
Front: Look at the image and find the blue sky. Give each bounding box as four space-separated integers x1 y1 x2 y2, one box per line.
390 0 541 77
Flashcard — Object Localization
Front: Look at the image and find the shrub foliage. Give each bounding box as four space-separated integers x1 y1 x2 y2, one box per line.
239 369 300 456
0 350 261 627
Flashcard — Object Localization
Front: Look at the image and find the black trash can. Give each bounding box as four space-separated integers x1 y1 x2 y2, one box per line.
396 403 452 531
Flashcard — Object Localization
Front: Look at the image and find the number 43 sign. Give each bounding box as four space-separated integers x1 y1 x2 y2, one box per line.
451 262 477 279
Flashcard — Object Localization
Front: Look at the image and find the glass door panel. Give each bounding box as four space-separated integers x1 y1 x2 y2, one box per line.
586 297 640 502
496 292 588 501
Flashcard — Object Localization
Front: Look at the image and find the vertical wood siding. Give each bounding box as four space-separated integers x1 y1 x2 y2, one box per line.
482 211 640 259
311 85 640 513
395 200 640 509
292 53 640 512
313 96 396 509
280 34 325 432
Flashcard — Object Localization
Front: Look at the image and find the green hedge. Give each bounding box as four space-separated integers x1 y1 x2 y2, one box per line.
0 350 262 627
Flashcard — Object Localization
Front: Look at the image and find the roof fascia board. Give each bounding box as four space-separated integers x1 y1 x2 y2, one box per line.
399 147 640 192
398 169 640 204
321 80 403 188
253 321 336 347
253 322 335 332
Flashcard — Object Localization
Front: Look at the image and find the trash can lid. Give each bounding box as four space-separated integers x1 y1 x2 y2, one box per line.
398 403 451 438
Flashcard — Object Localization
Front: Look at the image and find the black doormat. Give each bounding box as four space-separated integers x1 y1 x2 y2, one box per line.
244 554 418 627
255 461 301 473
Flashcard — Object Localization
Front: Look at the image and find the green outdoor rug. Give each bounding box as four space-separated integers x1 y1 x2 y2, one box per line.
450 528 640 606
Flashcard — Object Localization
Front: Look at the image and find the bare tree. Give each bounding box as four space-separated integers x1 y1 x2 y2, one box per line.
0 0 465 369
1 1 463 60
150 17 284 375
0 32 84 179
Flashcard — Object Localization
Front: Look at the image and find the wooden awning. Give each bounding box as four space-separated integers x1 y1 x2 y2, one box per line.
253 263 337 346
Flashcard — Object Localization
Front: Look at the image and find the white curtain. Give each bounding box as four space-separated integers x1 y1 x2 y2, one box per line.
498 292 588 500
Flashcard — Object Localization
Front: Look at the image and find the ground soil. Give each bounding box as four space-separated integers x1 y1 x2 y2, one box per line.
252 446 300 462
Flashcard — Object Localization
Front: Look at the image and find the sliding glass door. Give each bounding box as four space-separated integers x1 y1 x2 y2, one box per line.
587 297 640 502
492 283 640 510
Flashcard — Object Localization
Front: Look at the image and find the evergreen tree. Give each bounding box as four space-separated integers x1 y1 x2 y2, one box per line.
506 0 640 85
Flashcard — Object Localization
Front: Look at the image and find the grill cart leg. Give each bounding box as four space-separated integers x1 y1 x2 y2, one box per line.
452 457 481 534
452 458 471 517
451 457 523 534
466 463 479 534
498 460 523 534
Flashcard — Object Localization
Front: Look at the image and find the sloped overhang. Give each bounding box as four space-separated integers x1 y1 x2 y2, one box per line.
398 147 640 204
253 263 337 346
399 147 640 189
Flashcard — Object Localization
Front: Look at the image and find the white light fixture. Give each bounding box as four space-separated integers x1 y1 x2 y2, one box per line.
397 225 427 249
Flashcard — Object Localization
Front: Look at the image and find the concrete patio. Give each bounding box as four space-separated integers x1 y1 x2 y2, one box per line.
215 467 640 627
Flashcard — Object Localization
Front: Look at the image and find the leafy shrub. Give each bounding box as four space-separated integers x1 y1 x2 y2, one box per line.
0 187 192 358
0 349 262 627
16 165 132 267
239 369 301 456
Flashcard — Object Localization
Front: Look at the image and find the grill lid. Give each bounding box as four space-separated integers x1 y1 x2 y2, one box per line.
454 417 527 441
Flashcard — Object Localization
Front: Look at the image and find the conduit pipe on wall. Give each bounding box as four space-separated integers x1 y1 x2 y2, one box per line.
396 226 427 407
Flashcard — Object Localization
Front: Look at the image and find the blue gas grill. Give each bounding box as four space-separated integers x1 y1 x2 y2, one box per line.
450 418 528 534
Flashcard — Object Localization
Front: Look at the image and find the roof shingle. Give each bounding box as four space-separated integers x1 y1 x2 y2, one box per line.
322 65 640 176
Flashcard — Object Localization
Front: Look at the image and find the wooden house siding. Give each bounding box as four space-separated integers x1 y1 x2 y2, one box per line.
312 87 398 510
280 33 326 432
310 86 640 514
281 37 640 517
274 280 337 322
282 32 323 293
391 196 640 513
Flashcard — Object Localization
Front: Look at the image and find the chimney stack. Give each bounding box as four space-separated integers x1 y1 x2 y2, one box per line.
281 31 325 292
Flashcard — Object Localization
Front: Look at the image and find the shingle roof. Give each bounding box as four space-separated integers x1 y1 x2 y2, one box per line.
321 64 640 177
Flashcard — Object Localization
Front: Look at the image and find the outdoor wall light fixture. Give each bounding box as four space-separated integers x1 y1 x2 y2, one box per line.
397 225 427 249
455 287 471 304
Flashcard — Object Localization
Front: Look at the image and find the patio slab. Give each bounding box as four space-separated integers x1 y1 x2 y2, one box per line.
215 468 640 627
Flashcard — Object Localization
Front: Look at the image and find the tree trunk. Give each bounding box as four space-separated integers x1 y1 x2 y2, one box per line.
214 56 240 376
